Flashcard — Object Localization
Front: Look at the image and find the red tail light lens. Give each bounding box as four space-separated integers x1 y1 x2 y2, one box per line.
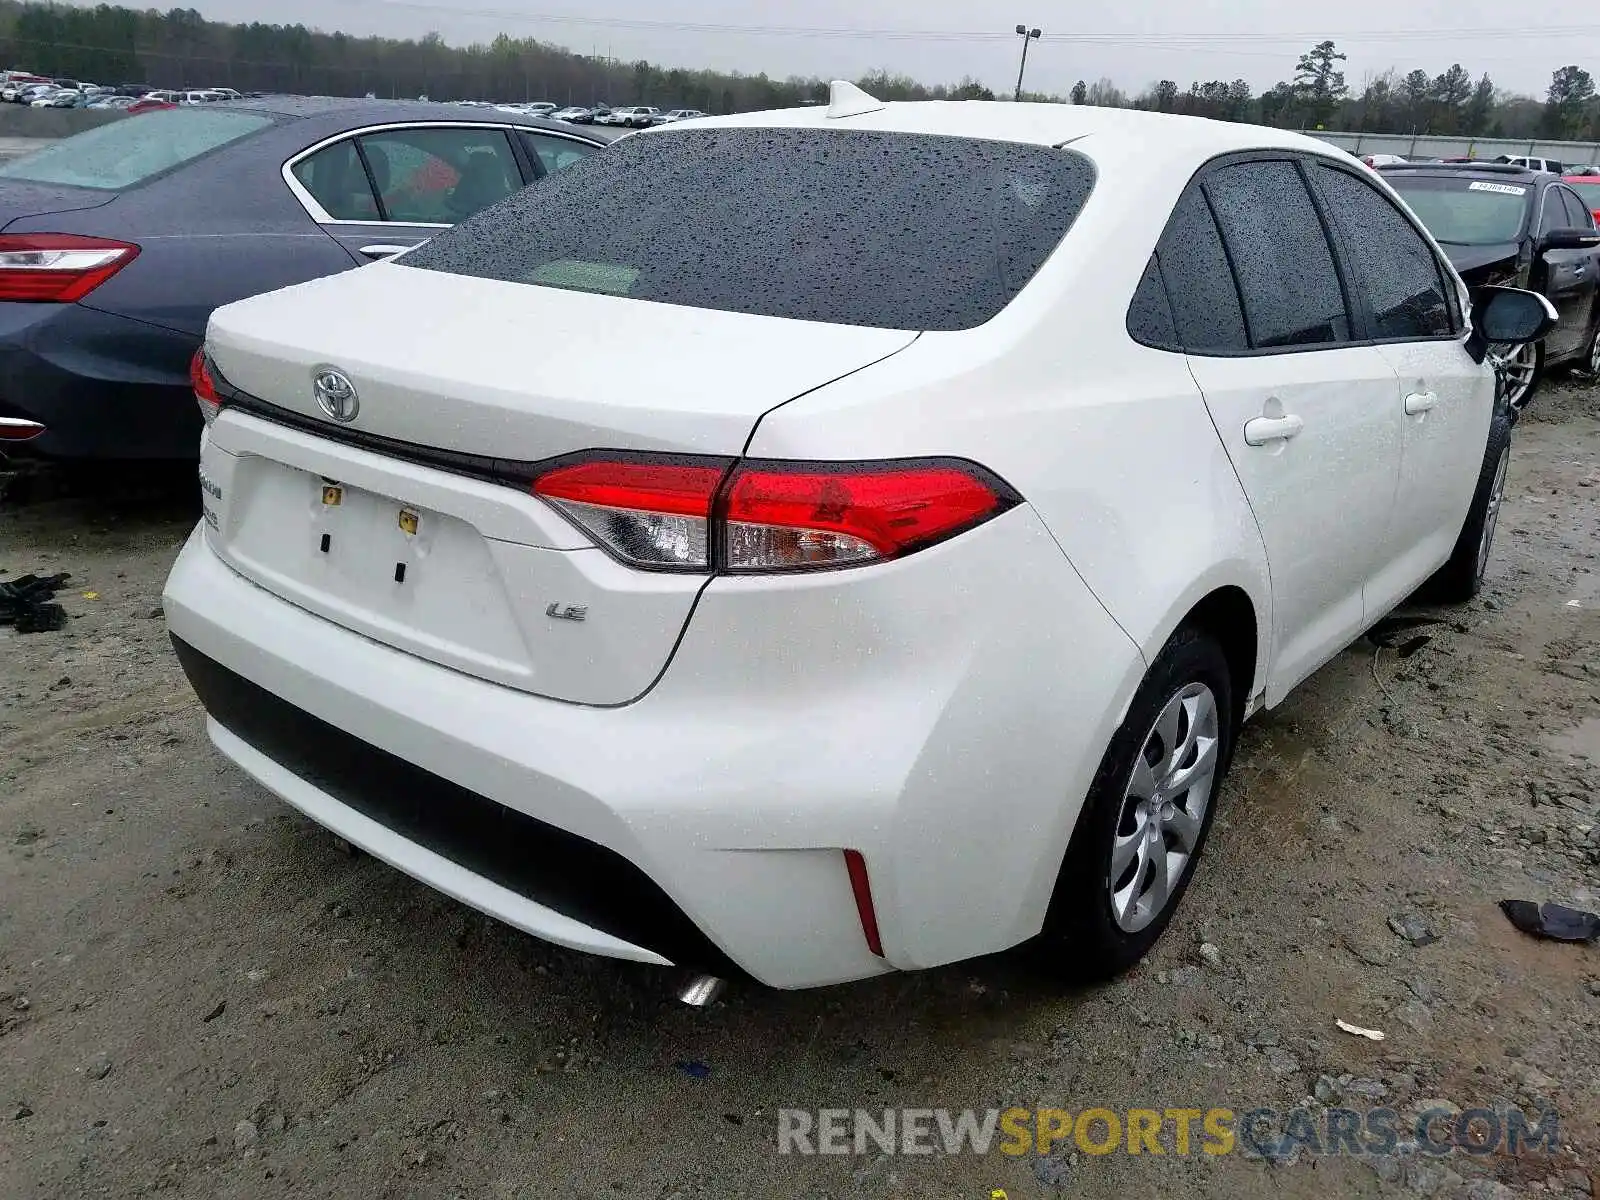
190 349 222 424
722 462 1012 571
533 457 728 569
0 234 139 302
843 849 885 958
531 453 1017 573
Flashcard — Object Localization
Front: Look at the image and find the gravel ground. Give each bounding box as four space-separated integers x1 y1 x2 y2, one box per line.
1 382 1598 1200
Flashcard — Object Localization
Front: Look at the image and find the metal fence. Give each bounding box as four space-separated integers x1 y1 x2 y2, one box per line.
1305 129 1600 165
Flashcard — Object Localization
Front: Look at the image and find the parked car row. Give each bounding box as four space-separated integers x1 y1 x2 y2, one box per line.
0 74 244 109
459 101 707 127
158 87 1558 992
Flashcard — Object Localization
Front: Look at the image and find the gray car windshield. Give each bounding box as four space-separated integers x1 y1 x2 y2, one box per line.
0 108 273 190
1386 175 1531 246
402 127 1096 331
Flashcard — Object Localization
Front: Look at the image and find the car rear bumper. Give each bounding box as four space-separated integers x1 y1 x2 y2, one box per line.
164 501 1144 988
0 302 200 459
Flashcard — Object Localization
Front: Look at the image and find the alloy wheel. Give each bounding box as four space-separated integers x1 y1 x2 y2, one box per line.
1476 445 1511 581
1109 682 1220 933
1489 342 1537 411
1589 328 1600 375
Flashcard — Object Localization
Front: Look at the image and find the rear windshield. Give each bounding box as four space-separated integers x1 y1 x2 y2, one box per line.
0 108 273 190
1386 175 1532 245
402 127 1096 331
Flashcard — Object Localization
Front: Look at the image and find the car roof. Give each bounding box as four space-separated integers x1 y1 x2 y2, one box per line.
1377 162 1552 184
673 98 1341 170
205 95 560 125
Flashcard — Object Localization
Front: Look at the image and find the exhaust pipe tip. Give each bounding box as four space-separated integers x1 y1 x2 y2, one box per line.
676 973 726 1008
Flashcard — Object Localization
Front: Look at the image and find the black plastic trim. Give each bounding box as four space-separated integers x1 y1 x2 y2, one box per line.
170 634 742 976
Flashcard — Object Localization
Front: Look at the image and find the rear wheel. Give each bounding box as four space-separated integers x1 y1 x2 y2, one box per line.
1427 409 1513 603
1034 628 1234 982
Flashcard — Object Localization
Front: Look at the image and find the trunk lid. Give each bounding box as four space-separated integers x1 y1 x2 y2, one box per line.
0 180 117 230
207 261 917 458
201 262 917 704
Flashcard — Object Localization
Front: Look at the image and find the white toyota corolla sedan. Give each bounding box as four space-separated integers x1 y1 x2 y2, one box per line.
164 84 1552 990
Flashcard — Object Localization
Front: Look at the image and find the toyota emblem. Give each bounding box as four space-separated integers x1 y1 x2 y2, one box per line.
313 369 359 423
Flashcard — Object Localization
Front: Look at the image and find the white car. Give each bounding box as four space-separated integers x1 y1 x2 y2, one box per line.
655 109 706 124
600 105 659 128
165 83 1552 990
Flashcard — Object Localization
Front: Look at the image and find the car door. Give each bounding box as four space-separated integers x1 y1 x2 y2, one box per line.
286 124 530 264
1557 185 1600 353
1532 182 1591 358
1168 158 1405 701
1308 160 1494 614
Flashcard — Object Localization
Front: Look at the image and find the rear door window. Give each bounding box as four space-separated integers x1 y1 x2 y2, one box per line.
1312 164 1455 339
401 127 1095 331
1153 186 1250 354
357 127 522 224
0 107 272 190
1204 160 1354 349
290 137 379 221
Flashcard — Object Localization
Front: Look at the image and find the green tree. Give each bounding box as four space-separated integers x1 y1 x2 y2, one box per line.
1544 64 1595 137
1070 79 1087 104
1292 40 1347 127
1463 73 1496 135
1428 64 1472 133
1401 68 1432 130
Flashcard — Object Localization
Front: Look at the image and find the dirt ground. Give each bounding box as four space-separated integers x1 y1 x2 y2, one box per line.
2 382 1598 1200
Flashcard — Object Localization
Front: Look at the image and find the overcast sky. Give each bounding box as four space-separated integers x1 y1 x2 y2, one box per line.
100 0 1600 97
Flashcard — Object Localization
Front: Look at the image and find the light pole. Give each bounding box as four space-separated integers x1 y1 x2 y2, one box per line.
1014 24 1042 102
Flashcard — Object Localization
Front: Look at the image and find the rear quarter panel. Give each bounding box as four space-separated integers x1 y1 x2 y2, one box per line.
9 118 360 337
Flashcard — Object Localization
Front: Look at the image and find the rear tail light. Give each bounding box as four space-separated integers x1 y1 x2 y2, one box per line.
0 417 45 441
0 234 138 302
190 349 222 424
531 453 1018 573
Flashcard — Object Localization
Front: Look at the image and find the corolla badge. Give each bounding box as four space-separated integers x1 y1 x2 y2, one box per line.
312 368 359 423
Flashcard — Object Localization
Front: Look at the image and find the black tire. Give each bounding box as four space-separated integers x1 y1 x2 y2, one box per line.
1426 409 1513 603
1033 628 1235 982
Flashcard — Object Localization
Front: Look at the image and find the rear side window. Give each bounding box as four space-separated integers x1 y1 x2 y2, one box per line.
520 132 596 178
1154 186 1249 354
291 138 379 221
0 108 272 190
358 127 521 224
1559 187 1593 230
1313 165 1454 339
402 128 1096 331
1205 161 1353 349
1126 256 1178 349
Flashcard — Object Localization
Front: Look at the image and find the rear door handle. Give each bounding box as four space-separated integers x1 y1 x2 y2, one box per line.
1404 391 1438 415
1243 414 1305 446
359 243 412 260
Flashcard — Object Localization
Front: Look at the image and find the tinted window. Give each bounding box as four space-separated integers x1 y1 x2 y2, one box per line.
1388 175 1531 245
403 128 1096 331
0 108 272 190
1155 186 1249 354
1568 180 1600 217
1315 165 1453 339
1126 256 1178 349
359 127 521 224
1205 161 1351 349
291 138 380 221
1560 187 1593 230
520 131 596 178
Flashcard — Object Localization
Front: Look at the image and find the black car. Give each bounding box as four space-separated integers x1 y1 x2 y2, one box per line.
1379 161 1600 410
0 98 609 460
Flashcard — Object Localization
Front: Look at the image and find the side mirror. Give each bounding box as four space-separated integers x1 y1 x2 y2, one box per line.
1540 228 1600 252
1466 286 1558 363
